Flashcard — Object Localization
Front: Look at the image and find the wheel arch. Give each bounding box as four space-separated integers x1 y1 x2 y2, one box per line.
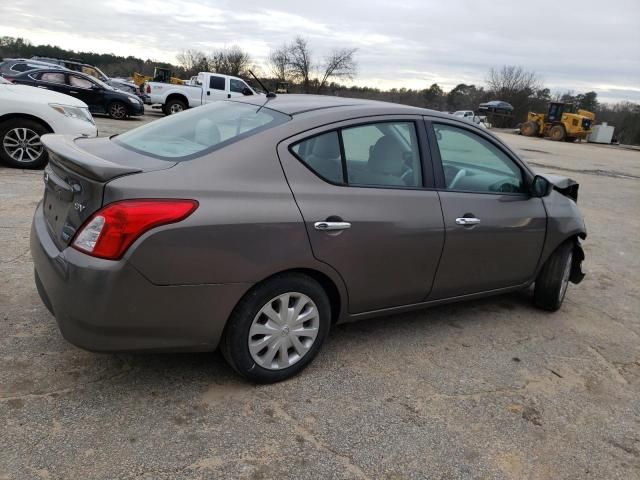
165 93 188 106
0 113 54 133
232 267 346 325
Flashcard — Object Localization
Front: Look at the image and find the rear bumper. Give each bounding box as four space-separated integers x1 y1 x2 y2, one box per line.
30 202 250 352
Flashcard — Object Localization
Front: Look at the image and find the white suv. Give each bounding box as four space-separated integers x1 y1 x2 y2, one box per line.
0 79 97 168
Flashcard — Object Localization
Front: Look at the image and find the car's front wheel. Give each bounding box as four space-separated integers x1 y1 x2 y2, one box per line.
534 241 573 311
221 274 331 383
108 101 128 120
0 118 49 169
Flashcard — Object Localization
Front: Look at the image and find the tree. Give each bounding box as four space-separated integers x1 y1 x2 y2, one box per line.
446 84 486 112
287 36 313 93
486 65 541 97
176 49 208 77
316 48 357 93
576 91 598 112
486 65 542 123
208 46 252 76
423 83 445 110
283 36 358 94
268 44 290 81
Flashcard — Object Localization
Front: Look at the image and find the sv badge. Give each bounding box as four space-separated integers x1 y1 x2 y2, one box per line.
74 202 86 213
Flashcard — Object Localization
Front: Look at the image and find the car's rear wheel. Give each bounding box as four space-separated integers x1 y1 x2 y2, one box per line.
0 119 49 169
108 101 128 120
221 274 331 383
164 99 186 115
534 241 573 311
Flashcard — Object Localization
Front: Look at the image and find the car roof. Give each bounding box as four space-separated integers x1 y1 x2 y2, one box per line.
233 94 442 117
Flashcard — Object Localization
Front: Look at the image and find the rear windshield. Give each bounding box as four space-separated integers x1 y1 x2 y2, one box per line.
115 101 289 160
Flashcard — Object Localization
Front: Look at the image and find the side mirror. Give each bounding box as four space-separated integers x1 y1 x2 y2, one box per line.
242 87 254 96
530 175 552 197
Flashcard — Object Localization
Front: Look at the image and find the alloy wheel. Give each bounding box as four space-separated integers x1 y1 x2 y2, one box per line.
248 292 320 370
2 128 43 164
110 103 127 119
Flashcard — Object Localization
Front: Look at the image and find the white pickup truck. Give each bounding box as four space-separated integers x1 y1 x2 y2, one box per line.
144 72 259 115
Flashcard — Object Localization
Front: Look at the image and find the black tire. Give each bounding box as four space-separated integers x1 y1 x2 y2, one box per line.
220 273 331 383
0 118 49 169
164 98 186 116
534 241 573 312
108 101 128 120
521 121 539 137
549 125 566 141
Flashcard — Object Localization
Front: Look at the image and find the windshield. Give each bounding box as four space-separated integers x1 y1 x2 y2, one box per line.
115 101 289 160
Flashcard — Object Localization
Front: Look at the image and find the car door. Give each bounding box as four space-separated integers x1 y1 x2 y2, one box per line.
426 119 546 299
67 73 102 112
278 117 444 314
204 75 229 103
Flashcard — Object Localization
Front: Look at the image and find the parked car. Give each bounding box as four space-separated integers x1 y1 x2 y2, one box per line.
9 69 144 120
479 101 514 114
31 56 139 95
0 58 67 77
145 72 258 115
31 95 586 383
0 81 96 168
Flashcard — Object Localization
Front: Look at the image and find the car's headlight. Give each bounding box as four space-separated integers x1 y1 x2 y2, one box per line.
127 96 141 104
49 104 95 125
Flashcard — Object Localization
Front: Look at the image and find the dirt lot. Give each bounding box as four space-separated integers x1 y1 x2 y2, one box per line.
1 111 639 479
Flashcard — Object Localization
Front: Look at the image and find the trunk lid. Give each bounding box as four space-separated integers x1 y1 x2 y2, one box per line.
41 135 175 249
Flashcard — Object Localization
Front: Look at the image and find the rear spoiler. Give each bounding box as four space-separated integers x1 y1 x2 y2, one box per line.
41 134 142 182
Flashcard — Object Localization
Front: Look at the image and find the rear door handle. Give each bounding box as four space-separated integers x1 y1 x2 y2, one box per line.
314 221 351 231
69 90 78 94
455 217 481 226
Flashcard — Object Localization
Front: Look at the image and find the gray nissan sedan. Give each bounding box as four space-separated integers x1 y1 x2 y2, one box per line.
31 95 586 383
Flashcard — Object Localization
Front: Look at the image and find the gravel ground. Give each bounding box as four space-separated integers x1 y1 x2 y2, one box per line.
1 111 639 479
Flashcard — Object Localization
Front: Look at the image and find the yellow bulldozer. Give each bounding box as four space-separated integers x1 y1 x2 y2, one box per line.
521 102 595 142
132 68 185 88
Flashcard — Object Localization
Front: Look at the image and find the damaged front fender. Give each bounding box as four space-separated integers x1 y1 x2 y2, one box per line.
540 174 580 202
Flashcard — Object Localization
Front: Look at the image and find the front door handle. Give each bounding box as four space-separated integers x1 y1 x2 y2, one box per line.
69 90 78 94
314 221 351 231
455 217 481 226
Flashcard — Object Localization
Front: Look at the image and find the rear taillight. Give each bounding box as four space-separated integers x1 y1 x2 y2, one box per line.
72 199 198 260
146 84 151 93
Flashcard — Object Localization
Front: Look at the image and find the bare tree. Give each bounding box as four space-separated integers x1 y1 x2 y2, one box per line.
316 48 357 93
486 65 541 97
287 36 313 93
176 49 208 77
209 46 252 76
268 44 290 81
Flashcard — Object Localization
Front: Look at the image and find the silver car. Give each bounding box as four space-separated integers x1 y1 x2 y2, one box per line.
31 95 586 382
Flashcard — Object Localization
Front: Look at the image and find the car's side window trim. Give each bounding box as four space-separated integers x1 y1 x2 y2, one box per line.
287 117 436 191
425 117 533 195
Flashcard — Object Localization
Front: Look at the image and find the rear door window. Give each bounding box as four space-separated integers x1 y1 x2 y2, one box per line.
209 76 226 90
39 72 66 84
290 121 423 188
291 132 344 184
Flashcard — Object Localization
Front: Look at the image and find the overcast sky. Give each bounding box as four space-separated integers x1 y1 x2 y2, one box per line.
2 0 639 103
